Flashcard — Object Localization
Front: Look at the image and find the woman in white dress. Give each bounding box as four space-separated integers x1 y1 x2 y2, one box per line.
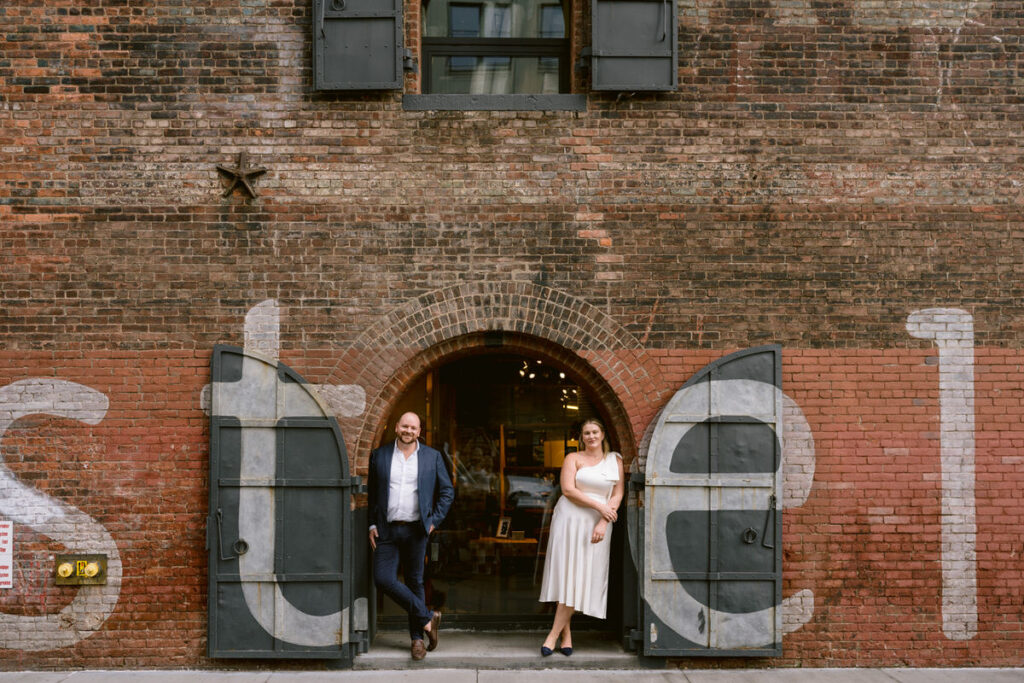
538 418 625 656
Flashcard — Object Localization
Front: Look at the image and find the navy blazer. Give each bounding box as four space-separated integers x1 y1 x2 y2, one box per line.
368 441 455 540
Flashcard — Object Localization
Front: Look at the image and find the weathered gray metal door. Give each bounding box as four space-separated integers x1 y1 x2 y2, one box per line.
208 345 364 660
640 346 783 656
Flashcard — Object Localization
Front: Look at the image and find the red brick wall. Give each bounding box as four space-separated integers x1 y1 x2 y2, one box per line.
2 342 1022 667
2 0 1023 670
779 348 1024 665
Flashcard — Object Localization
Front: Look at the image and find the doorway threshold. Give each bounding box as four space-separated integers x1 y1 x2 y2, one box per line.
354 630 654 670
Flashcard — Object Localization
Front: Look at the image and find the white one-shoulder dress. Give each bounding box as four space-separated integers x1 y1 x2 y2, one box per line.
538 451 622 619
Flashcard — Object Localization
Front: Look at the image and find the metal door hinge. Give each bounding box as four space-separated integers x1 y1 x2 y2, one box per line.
403 49 418 74
575 46 592 73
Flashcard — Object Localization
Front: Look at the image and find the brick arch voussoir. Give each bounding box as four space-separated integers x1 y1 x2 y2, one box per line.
333 281 651 465
355 332 639 468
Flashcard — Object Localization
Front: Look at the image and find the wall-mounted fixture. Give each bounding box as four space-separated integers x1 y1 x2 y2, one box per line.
55 554 107 586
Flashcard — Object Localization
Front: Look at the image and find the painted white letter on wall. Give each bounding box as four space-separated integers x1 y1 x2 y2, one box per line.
907 308 977 641
0 379 122 651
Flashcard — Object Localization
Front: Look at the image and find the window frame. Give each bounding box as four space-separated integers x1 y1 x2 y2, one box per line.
420 37 571 94
409 0 581 109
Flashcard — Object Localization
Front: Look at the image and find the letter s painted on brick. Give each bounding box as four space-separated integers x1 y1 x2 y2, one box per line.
0 379 122 651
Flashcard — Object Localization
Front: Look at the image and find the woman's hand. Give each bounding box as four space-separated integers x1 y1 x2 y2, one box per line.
591 520 609 544
596 503 618 523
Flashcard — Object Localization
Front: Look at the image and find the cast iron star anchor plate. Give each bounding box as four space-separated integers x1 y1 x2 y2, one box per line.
217 151 267 198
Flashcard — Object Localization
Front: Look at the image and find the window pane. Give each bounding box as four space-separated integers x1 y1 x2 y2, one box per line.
449 5 481 37
431 56 562 94
423 0 567 95
450 55 479 71
539 4 564 38
485 6 511 39
425 0 565 39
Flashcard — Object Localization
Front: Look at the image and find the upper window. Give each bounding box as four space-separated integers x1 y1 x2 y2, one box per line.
313 0 675 108
421 0 570 95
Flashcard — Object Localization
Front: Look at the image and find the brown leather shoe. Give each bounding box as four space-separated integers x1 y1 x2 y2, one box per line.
426 611 441 651
411 639 427 661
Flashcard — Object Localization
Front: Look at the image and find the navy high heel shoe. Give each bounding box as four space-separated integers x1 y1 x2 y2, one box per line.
540 646 554 657
560 646 573 656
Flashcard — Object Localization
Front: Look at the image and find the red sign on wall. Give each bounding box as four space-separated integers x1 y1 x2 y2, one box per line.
0 521 12 589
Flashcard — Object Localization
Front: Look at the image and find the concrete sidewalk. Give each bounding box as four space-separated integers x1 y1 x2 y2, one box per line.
2 670 1024 682
5 633 1021 682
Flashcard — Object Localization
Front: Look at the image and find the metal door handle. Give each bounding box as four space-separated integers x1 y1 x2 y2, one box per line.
761 494 777 549
216 508 248 561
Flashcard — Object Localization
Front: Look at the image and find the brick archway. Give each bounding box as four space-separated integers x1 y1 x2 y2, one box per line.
327 281 659 465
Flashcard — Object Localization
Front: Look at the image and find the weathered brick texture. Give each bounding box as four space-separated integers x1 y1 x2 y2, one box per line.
2 0 1023 670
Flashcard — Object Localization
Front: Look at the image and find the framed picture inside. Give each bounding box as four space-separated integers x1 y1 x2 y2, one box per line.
496 517 512 538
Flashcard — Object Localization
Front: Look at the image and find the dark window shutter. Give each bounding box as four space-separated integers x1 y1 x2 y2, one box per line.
314 0 404 91
590 0 677 91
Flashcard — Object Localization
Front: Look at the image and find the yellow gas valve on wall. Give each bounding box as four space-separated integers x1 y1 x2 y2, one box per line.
54 554 107 586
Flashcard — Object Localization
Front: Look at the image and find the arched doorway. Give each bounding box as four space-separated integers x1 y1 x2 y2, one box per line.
377 339 629 631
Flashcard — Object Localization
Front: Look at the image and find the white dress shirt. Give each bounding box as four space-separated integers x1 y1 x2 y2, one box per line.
386 441 420 523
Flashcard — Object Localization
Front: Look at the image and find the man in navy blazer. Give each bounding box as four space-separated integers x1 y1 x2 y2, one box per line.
368 411 454 660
